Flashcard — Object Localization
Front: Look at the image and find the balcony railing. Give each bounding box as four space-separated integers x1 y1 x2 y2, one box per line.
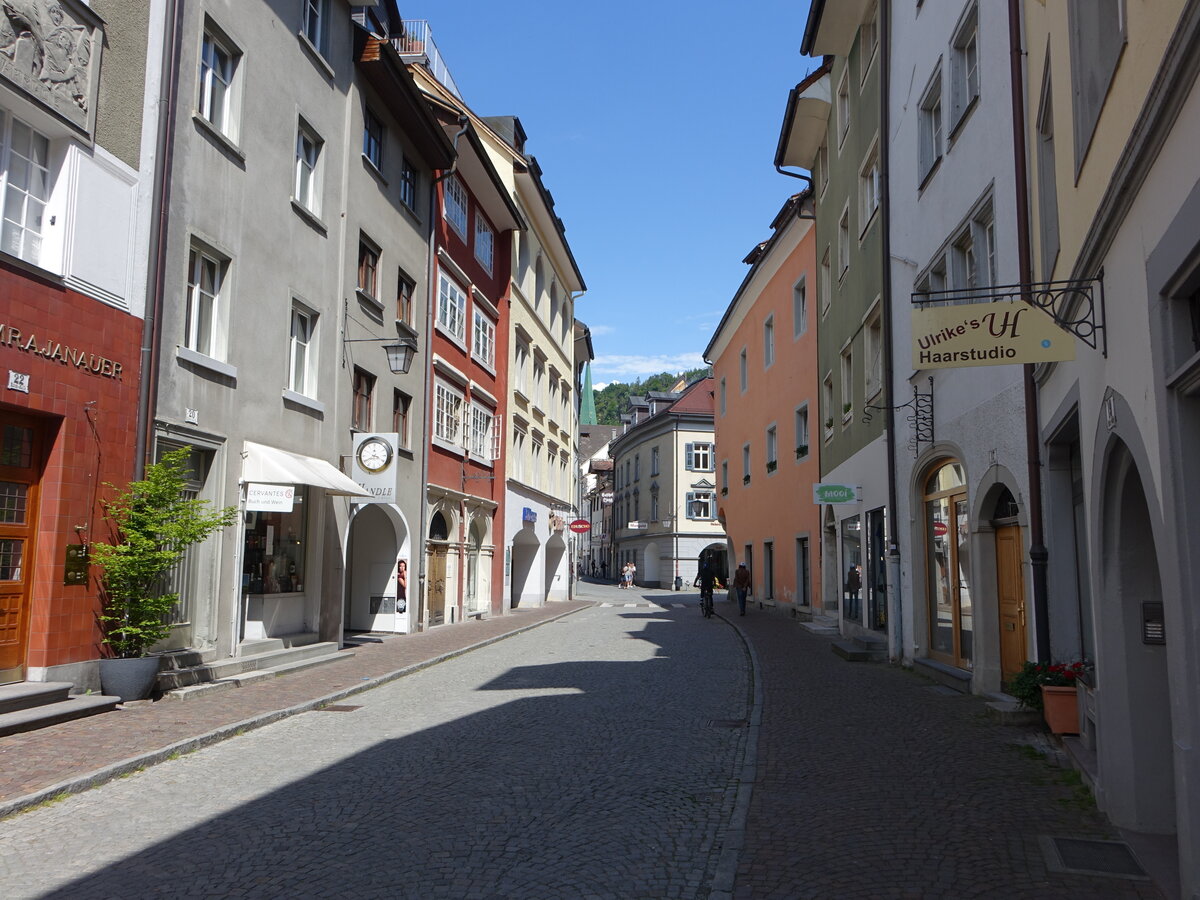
393 20 462 100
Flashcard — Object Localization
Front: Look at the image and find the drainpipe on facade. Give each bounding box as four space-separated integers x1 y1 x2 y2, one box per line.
1008 0 1051 660
880 0 904 662
135 0 184 477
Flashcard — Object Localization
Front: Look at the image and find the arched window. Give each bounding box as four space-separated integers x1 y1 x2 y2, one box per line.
430 511 450 541
923 460 972 668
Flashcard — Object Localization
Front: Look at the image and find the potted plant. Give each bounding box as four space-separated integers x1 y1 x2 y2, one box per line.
1008 660 1087 734
90 448 237 701
824 417 834 430
843 402 853 416
766 460 777 473
795 444 809 458
742 474 751 485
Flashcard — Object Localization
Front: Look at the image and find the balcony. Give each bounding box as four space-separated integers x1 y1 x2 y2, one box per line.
393 21 462 100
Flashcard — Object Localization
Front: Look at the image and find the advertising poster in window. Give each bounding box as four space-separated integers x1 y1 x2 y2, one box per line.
394 558 410 633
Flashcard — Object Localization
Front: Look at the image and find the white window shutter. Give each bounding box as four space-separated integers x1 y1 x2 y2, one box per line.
490 414 503 461
459 402 471 449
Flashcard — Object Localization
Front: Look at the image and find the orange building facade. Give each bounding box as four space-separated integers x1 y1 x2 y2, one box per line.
706 192 822 611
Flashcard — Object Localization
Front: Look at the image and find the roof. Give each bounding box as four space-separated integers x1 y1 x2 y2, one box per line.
667 377 715 416
581 428 620 460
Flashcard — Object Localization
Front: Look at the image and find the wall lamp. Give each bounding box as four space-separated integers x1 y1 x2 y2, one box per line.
343 336 419 374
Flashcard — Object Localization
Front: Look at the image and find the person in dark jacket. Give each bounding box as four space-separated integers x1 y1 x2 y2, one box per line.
733 562 751 616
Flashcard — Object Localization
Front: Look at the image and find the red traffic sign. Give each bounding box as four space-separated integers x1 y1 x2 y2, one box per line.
932 521 948 536
568 519 591 533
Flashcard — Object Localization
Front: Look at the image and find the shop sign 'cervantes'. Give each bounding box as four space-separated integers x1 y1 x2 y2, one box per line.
0 324 125 378
912 301 1074 370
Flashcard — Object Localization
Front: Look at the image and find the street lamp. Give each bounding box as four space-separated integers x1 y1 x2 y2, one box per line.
343 335 419 374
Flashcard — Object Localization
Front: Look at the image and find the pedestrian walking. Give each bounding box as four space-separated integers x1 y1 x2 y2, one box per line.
845 565 861 621
733 562 751 616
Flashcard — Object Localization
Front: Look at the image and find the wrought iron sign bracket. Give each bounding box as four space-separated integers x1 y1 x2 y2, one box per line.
863 377 934 459
911 273 1107 357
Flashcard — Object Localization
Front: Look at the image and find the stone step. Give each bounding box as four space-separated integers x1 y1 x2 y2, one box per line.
157 641 343 691
0 681 73 716
985 699 1043 727
832 639 885 662
913 657 973 693
0 694 121 738
162 647 354 700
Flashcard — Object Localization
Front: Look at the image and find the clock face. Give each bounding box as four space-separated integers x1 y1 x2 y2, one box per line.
357 438 393 473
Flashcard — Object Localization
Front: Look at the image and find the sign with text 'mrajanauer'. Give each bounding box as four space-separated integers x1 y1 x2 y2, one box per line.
912 301 1074 369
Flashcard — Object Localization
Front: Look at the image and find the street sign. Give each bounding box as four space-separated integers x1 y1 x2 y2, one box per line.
627 521 648 530
569 519 591 533
813 483 859 504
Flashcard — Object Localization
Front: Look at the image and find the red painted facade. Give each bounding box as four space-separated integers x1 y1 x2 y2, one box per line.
427 167 511 618
0 261 142 675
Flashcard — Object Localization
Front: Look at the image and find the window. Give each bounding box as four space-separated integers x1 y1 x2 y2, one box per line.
469 403 494 460
950 5 980 132
841 348 854 421
472 308 496 368
363 108 383 169
837 68 850 146
288 306 315 395
817 141 829 194
838 206 850 277
952 205 996 290
474 214 494 272
443 174 468 238
793 277 808 337
397 269 415 325
919 67 943 183
795 405 810 457
514 339 530 396
199 25 239 138
766 425 778 470
352 367 375 431
719 377 727 416
399 157 417 211
357 238 378 299
533 358 545 409
1036 55 1060 277
742 444 751 482
865 308 883 398
651 492 660 522
821 247 832 315
393 390 411 448
302 0 330 55
434 381 464 445
634 454 640 481
294 121 322 214
0 113 50 265
859 3 878 83
859 141 880 232
512 427 527 480
185 245 226 358
823 373 835 438
688 442 713 471
763 316 775 368
739 348 748 392
721 460 729 491
1068 0 1126 170
686 491 714 520
437 272 467 343
651 446 659 476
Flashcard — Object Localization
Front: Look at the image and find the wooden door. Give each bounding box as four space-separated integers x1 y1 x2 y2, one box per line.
995 524 1027 683
0 412 43 684
426 547 446 626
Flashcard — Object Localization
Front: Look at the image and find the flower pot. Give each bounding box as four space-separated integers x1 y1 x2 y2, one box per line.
1041 685 1079 734
99 656 162 702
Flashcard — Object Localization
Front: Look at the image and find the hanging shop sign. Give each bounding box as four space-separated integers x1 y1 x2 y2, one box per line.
568 519 592 533
550 515 566 533
351 433 399 504
911 301 1074 369
813 483 859 504
247 483 295 512
522 507 538 523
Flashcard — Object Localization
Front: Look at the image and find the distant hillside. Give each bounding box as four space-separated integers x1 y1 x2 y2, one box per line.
594 368 711 426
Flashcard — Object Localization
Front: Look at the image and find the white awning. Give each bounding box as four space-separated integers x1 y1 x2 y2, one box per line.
241 441 370 497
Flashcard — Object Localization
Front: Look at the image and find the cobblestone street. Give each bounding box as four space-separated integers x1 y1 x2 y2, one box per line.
0 582 1170 898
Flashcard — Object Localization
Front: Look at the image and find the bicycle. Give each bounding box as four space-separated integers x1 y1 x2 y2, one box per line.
700 586 714 618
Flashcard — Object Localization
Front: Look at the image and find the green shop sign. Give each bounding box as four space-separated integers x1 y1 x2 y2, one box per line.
812 483 859 504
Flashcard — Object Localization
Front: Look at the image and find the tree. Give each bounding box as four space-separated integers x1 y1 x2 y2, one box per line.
593 368 712 425
91 448 238 658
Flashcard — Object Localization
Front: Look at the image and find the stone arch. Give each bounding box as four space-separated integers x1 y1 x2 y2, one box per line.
544 530 567 602
510 525 539 609
642 541 661 587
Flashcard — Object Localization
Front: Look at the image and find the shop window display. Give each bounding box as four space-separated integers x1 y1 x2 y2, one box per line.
243 492 307 595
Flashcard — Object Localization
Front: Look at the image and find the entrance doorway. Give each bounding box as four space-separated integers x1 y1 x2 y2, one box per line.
924 460 972 669
0 411 44 684
991 488 1026 683
426 510 450 626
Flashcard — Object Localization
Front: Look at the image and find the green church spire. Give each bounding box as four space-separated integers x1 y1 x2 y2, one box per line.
580 362 598 425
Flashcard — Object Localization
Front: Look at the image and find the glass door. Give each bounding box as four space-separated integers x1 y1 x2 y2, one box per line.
925 461 972 668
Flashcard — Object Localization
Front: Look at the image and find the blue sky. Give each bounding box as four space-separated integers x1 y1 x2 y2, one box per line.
419 2 817 386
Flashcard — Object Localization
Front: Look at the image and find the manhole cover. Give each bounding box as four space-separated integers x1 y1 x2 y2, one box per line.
319 704 362 713
709 718 749 728
1040 836 1149 879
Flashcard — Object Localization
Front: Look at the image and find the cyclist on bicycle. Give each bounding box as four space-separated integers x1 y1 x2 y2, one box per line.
694 563 716 616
